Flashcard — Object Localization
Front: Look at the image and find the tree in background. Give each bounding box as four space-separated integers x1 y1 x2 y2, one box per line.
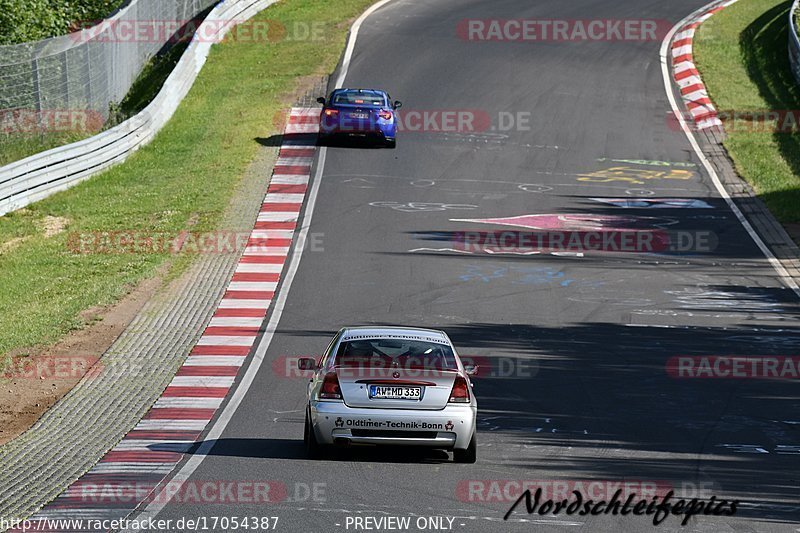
0 0 123 44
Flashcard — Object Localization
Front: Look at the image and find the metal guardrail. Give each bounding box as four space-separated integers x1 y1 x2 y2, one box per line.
0 0 277 216
789 0 800 85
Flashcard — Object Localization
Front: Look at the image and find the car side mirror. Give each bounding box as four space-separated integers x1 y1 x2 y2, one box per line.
298 357 317 371
393 100 402 109
464 364 478 376
316 97 326 105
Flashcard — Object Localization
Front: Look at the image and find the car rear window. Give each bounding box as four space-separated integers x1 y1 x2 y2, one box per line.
333 339 458 371
332 91 386 106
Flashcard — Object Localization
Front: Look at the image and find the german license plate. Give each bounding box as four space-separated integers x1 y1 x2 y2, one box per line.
369 385 422 400
351 112 369 119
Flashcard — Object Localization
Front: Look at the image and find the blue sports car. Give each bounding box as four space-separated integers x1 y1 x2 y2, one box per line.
316 88 402 148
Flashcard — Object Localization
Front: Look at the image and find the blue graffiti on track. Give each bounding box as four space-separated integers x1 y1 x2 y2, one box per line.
459 265 603 288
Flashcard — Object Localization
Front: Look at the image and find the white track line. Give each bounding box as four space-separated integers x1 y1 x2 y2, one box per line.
660 0 800 298
334 0 397 89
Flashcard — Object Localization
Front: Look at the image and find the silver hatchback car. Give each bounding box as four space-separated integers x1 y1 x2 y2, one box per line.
298 326 478 463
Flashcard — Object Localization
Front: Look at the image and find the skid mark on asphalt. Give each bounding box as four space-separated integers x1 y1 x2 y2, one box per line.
450 213 680 230
335 173 558 195
658 287 791 321
409 247 586 258
409 131 562 150
722 334 800 347
369 201 479 212
332 172 702 197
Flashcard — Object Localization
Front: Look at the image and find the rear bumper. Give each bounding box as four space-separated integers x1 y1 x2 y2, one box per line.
319 121 395 139
309 400 476 450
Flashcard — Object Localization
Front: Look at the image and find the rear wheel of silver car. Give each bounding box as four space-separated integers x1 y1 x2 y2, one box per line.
304 408 322 459
453 431 476 464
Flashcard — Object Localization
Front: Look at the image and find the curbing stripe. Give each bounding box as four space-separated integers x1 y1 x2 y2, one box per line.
124 1 396 528
202 326 262 336
207 316 264 326
195 335 256 346
183 356 247 366
234 262 285 273
175 366 244 377
216 298 272 308
229 272 280 282
144 408 217 420
166 376 236 387
670 0 739 131
153 397 226 408
160 387 230 399
212 307 268 317
190 345 251 355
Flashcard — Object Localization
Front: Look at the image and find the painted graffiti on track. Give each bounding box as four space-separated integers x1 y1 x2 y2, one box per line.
577 166 695 185
590 198 713 209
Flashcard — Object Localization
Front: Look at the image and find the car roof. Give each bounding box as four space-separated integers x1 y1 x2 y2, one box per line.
340 326 450 345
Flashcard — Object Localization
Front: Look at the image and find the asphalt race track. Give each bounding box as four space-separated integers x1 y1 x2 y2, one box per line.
133 0 800 531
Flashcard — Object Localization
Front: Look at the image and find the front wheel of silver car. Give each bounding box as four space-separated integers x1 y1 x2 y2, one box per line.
304 408 322 459
453 431 476 463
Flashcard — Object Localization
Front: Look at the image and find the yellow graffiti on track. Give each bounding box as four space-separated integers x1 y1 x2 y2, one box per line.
577 166 695 185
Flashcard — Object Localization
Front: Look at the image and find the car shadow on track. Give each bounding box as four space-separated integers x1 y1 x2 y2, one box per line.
255 134 391 149
168 438 450 463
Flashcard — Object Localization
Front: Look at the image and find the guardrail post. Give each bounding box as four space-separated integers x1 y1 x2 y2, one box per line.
30 54 43 132
62 53 70 109
84 44 93 107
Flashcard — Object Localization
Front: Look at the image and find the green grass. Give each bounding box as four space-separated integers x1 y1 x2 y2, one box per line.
0 131 96 167
0 0 374 358
694 0 800 223
117 39 192 120
0 0 124 44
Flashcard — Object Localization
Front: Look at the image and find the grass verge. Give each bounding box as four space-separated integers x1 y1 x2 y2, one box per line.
0 0 374 359
0 131 95 168
694 0 800 223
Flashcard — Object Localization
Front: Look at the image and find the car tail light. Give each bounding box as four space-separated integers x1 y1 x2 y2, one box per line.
319 372 342 400
324 109 339 117
379 110 393 120
449 374 470 403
